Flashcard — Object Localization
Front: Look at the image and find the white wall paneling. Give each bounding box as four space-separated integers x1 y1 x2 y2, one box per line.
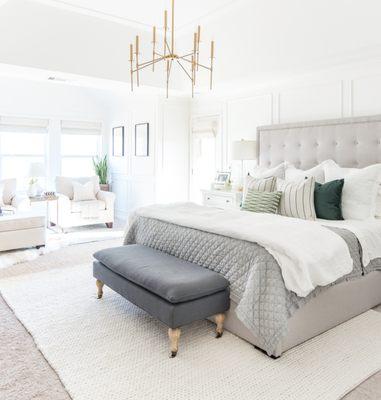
277 81 343 123
191 61 381 187
226 94 273 177
351 74 381 117
155 99 190 204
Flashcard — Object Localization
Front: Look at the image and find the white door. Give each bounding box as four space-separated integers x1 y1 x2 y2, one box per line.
189 116 221 203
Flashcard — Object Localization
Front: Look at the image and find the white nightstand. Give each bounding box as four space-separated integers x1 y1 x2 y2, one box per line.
201 189 242 210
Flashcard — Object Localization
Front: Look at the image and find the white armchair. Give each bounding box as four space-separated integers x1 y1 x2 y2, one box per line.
50 176 115 230
0 179 30 212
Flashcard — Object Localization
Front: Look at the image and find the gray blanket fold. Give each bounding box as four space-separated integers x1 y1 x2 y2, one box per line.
124 216 380 356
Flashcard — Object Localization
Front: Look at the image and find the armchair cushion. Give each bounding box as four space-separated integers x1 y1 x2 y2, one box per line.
71 200 106 213
56 176 100 200
96 190 116 210
0 178 17 205
73 181 96 201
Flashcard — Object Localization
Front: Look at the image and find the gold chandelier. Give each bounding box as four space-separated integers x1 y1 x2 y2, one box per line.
129 0 215 98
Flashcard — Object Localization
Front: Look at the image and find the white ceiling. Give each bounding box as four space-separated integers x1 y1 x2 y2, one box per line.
32 0 239 31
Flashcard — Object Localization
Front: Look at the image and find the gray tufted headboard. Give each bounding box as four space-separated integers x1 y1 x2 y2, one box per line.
257 115 381 170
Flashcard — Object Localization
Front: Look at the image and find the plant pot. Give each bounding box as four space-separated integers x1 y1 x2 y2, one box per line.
100 184 110 192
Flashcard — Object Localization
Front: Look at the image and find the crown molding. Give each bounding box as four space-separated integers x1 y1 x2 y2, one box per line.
28 0 243 34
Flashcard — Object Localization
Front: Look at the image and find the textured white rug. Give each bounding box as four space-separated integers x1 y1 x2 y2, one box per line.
0 225 124 269
1 264 381 400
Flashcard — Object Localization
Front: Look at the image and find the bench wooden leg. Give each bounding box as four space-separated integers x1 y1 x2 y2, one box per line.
215 313 225 338
168 328 181 358
96 279 104 299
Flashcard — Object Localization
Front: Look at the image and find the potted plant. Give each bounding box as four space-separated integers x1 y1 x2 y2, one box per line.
93 155 110 191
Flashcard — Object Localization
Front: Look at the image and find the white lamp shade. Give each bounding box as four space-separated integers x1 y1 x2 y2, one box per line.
29 162 46 177
232 140 257 161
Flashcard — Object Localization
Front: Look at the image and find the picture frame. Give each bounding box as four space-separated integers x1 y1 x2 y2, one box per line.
135 123 149 157
213 171 231 190
112 126 125 157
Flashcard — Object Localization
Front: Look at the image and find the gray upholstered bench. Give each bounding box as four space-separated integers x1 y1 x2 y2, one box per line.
93 244 230 357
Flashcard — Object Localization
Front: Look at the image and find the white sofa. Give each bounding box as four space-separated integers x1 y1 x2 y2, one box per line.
0 178 30 212
50 176 115 230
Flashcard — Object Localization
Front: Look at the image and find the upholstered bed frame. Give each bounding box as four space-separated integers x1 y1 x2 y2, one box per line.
222 114 381 357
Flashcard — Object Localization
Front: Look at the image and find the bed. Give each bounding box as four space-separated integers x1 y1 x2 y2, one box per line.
125 115 381 357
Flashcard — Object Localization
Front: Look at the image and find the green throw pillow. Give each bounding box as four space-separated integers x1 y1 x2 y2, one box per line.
314 179 344 220
241 189 282 214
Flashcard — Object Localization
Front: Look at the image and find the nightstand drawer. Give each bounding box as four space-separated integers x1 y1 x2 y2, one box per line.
204 194 234 208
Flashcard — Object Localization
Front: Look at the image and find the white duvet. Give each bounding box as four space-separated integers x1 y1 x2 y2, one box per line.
131 203 354 297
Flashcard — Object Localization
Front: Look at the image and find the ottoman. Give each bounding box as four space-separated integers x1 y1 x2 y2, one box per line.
93 244 230 357
0 211 45 252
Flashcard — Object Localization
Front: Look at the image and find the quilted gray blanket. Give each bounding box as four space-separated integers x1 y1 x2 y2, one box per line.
124 216 380 356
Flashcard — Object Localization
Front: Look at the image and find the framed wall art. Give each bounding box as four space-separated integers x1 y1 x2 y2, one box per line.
112 126 125 157
135 123 149 157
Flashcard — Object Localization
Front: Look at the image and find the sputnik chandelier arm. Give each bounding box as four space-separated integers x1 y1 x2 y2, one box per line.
129 0 215 98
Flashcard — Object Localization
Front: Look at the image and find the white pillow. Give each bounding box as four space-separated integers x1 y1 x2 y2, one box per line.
0 178 16 205
277 177 316 220
72 181 96 202
323 160 358 182
0 183 4 207
285 161 329 184
324 161 381 220
249 162 288 180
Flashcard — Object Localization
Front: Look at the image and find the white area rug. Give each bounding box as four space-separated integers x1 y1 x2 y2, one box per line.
0 225 124 269
1 264 380 400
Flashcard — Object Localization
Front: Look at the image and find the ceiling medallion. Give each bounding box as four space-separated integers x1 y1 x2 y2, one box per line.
129 0 215 98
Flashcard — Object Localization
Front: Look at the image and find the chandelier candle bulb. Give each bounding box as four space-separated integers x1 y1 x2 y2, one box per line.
171 0 175 54
135 35 140 86
197 25 201 71
164 10 168 56
191 54 195 98
152 26 156 71
130 44 134 91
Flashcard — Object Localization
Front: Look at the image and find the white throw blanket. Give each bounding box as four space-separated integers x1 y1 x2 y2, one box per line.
318 219 381 268
130 203 354 297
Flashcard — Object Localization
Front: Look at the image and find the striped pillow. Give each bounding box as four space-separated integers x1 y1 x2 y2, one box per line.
277 177 316 220
243 176 276 199
241 189 282 214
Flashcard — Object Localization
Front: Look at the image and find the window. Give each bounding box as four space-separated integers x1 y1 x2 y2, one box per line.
60 120 102 177
0 117 48 190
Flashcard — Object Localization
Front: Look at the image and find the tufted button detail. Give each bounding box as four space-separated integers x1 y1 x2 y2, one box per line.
298 143 302 148
354 140 359 145
315 142 319 147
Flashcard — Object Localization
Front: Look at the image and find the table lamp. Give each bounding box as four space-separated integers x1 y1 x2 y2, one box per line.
232 139 257 190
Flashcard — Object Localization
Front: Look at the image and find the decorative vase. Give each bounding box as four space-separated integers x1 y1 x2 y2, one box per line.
27 183 37 197
100 184 110 192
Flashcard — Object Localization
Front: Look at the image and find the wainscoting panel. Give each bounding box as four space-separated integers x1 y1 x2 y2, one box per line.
111 173 155 221
227 94 273 142
352 74 381 116
278 81 343 123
